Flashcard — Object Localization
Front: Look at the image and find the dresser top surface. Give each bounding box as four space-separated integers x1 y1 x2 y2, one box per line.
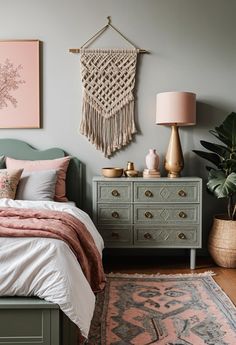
93 176 202 182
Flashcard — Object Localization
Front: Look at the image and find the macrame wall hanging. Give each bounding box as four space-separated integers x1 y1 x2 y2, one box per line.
69 17 148 157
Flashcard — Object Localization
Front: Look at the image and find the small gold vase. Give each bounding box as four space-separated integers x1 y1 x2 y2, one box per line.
124 161 138 177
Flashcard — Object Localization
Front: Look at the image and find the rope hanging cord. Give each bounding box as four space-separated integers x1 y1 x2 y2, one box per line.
80 48 138 157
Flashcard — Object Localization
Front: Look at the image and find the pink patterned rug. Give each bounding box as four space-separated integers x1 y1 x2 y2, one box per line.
87 272 236 345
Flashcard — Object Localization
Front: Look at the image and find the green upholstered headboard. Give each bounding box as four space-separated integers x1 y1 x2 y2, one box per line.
0 139 83 208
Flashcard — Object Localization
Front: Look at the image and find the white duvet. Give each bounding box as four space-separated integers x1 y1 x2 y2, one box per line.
0 198 104 338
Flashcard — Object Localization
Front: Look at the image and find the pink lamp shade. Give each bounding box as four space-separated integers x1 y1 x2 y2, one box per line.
156 91 196 126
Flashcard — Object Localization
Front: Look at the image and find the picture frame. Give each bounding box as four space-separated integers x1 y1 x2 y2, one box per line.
0 40 40 128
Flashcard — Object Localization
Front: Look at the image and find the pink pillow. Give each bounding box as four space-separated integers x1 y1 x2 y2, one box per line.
6 156 71 202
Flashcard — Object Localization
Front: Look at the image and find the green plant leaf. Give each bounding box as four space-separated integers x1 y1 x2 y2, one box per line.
212 112 236 149
206 166 216 172
192 150 221 167
221 159 236 173
207 170 236 198
200 140 230 158
194 112 236 217
229 159 236 172
209 130 227 146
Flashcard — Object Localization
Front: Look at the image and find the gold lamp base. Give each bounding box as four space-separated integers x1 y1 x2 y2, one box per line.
164 125 184 178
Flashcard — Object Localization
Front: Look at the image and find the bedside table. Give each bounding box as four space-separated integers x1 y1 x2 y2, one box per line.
93 177 202 269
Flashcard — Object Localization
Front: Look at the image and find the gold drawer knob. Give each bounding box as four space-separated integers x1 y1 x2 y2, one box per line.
179 211 187 218
144 211 153 219
178 232 186 240
144 232 152 240
111 232 120 239
145 190 153 197
178 190 187 197
111 211 119 218
111 189 120 197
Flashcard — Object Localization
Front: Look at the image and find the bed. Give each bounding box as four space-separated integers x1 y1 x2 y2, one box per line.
0 138 104 345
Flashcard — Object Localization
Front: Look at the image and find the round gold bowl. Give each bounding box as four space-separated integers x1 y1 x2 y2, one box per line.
101 167 124 178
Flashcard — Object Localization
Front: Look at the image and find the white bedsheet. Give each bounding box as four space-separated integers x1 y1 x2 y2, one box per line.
0 199 104 338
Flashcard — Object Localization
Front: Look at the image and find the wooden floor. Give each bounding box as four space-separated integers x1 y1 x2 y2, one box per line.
103 254 236 305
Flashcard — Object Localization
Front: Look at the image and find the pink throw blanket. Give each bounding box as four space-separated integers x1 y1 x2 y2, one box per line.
0 207 105 292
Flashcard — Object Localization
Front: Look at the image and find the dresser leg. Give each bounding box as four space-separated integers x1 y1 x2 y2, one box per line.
190 249 196 269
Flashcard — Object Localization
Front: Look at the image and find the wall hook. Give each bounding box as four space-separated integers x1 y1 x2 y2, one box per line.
107 16 111 25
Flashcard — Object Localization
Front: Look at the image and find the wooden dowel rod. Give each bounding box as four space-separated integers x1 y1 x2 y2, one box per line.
69 48 81 53
139 49 149 54
69 48 149 54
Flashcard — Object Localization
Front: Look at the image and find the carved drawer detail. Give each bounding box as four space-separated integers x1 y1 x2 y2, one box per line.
134 182 199 203
99 226 133 246
97 182 131 202
134 205 199 224
134 226 200 246
97 204 132 224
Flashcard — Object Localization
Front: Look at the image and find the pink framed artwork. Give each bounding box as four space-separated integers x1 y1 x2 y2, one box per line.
0 40 40 128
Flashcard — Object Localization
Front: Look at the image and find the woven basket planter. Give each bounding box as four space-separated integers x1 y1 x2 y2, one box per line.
208 215 236 268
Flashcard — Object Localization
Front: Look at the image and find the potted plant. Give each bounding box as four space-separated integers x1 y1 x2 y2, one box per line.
193 112 236 267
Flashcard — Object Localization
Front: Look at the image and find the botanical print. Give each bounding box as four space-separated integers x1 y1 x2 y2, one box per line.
0 40 40 128
0 59 25 109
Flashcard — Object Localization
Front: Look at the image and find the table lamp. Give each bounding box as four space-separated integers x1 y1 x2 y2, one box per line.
156 91 196 178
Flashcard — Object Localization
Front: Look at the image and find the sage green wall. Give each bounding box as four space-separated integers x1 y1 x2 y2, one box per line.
0 0 235 248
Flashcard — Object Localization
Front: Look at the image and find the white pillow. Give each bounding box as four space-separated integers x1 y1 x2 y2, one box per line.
16 170 57 201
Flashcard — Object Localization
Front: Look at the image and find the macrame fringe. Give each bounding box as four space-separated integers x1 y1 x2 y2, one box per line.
80 48 138 157
106 271 216 278
80 98 136 157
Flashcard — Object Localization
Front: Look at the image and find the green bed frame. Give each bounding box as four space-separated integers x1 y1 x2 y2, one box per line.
0 138 83 208
0 139 83 345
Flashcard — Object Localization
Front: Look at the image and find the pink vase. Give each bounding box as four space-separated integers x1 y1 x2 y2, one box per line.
145 149 159 170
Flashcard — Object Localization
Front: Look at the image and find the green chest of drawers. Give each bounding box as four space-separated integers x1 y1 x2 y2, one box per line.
93 177 202 269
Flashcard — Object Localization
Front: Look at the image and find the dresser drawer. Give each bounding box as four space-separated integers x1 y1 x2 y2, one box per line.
134 182 199 203
134 204 199 224
97 204 132 224
97 182 131 202
134 226 200 247
99 226 133 246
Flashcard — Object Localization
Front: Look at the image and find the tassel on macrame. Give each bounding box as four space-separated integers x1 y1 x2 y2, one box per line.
80 49 138 157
